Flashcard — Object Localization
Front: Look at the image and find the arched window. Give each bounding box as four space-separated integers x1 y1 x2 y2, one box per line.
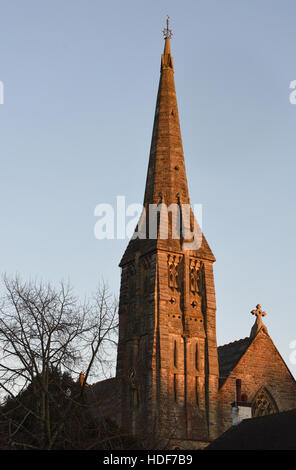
252 387 278 418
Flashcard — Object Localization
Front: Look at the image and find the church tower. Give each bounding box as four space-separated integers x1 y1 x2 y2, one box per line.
115 19 219 449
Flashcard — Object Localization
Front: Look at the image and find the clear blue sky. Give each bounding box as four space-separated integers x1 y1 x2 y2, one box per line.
1 0 296 376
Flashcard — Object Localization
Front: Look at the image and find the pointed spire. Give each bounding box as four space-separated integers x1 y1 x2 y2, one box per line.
144 18 188 207
120 21 215 265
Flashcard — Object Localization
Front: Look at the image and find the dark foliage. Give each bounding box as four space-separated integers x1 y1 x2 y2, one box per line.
0 368 143 450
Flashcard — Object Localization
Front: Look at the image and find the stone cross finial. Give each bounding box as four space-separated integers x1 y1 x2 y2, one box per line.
250 304 268 338
251 304 266 319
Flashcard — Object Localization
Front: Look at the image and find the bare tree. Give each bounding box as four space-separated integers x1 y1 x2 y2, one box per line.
0 275 119 449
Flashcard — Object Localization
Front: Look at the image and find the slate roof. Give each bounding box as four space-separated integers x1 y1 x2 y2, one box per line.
218 337 252 387
205 408 296 450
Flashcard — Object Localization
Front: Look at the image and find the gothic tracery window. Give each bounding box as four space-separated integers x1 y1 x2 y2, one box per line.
190 259 200 294
168 255 181 289
252 388 278 418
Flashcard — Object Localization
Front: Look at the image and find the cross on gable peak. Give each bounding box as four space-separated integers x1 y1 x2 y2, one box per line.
251 304 266 318
250 304 268 338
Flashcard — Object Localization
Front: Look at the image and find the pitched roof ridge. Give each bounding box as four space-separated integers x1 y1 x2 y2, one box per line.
218 336 250 350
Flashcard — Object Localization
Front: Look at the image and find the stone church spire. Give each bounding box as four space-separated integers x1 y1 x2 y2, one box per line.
120 26 214 266
143 34 190 207
116 21 219 447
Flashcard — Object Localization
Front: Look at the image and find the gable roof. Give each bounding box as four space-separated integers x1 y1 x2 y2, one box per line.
218 331 296 389
218 337 252 387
